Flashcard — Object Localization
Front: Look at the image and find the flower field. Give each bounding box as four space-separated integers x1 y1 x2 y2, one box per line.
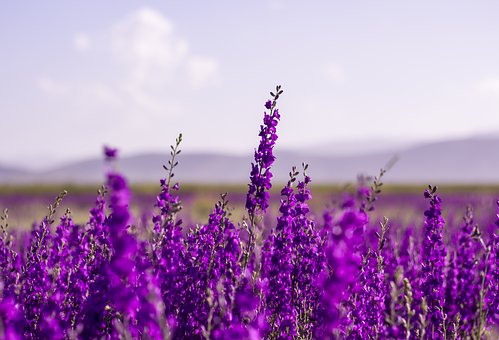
0 86 498 339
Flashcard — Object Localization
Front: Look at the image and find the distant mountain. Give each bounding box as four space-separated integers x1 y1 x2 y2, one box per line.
286 137 499 183
389 137 499 183
1 137 499 184
0 164 30 183
38 153 252 184
296 138 418 156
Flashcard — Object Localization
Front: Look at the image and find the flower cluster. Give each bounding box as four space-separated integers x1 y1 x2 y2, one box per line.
245 85 283 219
419 186 448 338
0 86 498 339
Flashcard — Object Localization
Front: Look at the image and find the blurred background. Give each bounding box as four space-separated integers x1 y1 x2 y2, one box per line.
1 1 499 225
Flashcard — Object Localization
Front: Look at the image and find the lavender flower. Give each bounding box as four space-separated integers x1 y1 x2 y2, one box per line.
0 86 497 339
319 201 368 337
104 146 118 160
263 167 298 338
420 186 447 339
450 206 479 332
243 85 283 272
351 218 389 338
21 191 66 337
245 85 283 219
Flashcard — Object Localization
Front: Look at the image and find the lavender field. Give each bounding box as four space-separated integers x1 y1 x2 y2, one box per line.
0 87 498 339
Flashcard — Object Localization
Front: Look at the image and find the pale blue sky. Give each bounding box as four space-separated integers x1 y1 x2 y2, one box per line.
1 1 499 169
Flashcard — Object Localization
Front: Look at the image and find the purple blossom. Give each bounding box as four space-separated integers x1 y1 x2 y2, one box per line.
0 86 497 339
420 186 447 339
245 86 282 219
103 145 118 160
262 171 298 338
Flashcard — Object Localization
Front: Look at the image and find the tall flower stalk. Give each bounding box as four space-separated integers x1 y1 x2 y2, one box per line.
244 85 283 270
420 185 447 339
263 166 298 338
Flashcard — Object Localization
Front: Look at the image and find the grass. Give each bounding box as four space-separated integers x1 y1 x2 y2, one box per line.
2 182 499 195
1 183 498 229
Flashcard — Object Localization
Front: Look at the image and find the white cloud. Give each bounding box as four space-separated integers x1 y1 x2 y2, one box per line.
37 77 69 96
104 7 219 119
96 7 218 118
73 32 91 51
187 56 219 87
479 78 499 96
111 7 191 87
39 7 219 123
324 62 344 82
110 7 218 90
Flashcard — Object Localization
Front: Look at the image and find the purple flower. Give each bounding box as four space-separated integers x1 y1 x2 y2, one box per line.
245 86 282 219
2 86 499 338
103 145 118 160
318 197 368 336
262 172 297 338
420 186 447 339
450 206 480 331
0 297 24 339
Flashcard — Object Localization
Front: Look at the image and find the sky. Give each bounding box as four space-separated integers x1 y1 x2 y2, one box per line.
1 1 499 169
